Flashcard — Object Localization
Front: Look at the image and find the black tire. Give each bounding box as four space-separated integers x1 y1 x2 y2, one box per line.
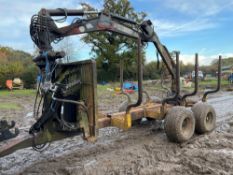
191 102 216 134
164 106 195 143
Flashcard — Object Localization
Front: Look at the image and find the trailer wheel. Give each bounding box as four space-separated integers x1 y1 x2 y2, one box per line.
191 102 216 134
164 106 195 143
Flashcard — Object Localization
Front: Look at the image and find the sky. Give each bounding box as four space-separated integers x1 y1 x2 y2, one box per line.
0 0 233 65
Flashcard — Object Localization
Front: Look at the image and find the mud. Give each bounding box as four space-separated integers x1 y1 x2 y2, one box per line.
0 95 36 128
0 91 233 175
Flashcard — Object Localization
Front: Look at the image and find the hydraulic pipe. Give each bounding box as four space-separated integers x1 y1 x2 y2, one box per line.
40 8 98 16
40 8 138 25
162 51 180 105
110 13 138 25
153 42 175 79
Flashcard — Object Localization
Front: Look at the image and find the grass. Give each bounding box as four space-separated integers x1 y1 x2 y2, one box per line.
0 80 230 98
0 102 22 110
97 83 120 93
97 84 112 91
0 89 36 97
199 79 229 86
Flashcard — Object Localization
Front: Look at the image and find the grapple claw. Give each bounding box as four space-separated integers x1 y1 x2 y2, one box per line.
0 120 19 142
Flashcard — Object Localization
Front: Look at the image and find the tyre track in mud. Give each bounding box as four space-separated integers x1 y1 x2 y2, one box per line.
208 93 233 123
0 92 233 175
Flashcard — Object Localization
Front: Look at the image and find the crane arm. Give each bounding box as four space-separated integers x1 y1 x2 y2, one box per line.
30 8 176 85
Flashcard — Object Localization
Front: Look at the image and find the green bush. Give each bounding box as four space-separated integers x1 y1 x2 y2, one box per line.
21 65 37 89
0 46 38 89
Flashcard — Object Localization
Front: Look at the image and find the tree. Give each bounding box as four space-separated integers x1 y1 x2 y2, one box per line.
56 37 76 61
180 61 194 76
21 65 37 88
144 61 160 80
81 0 146 81
0 46 37 88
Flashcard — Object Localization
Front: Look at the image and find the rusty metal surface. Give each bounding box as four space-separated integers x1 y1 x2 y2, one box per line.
97 117 111 129
202 56 222 102
0 60 98 157
126 38 143 113
0 127 80 157
5 7 223 159
78 60 97 138
162 52 181 105
0 133 32 157
56 59 97 138
152 42 175 80
31 8 181 100
97 102 171 129
181 53 199 105
118 58 132 103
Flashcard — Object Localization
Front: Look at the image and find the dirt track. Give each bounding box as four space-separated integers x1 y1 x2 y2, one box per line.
0 91 233 175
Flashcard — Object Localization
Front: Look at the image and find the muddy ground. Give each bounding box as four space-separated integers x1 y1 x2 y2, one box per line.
0 88 233 175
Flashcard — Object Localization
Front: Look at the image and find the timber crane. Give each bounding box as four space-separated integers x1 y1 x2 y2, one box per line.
0 8 222 157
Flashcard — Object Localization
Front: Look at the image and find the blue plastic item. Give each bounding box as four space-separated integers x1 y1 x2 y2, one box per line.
123 82 138 91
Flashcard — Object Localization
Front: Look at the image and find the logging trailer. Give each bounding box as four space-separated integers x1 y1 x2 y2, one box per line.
0 7 222 157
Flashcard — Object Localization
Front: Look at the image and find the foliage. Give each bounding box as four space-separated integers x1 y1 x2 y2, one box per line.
81 0 146 81
180 57 233 77
211 57 233 67
144 57 233 79
143 61 160 79
200 57 233 75
21 65 38 88
0 46 37 88
180 61 194 75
